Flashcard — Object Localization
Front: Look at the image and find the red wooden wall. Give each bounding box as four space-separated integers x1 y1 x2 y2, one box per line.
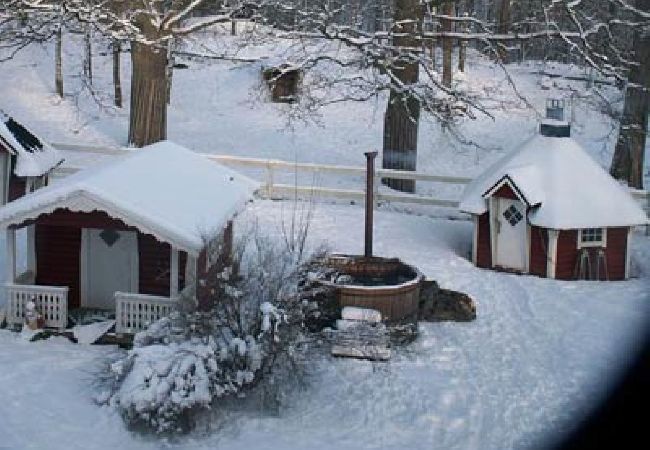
555 228 627 280
529 226 548 277
476 212 492 268
29 209 190 307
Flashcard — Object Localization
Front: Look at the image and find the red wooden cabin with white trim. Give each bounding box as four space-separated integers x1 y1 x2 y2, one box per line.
460 112 648 281
0 141 257 332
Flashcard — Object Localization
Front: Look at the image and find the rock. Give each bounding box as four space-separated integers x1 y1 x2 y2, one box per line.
419 282 476 322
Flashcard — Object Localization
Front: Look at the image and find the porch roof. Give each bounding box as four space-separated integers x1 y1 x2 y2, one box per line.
0 141 259 255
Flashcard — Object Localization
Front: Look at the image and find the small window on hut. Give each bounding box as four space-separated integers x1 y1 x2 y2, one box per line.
578 228 606 248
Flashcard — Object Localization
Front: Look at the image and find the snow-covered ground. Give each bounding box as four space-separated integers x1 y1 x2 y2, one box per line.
1 200 649 450
0 29 649 450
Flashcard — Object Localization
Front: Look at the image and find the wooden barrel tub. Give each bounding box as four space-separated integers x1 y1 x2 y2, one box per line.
318 255 423 322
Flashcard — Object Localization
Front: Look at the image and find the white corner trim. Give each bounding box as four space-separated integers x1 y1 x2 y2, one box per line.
625 228 632 279
80 228 89 307
525 224 531 273
489 197 497 267
5 228 16 284
26 225 36 276
472 215 478 264
170 247 179 297
547 229 559 279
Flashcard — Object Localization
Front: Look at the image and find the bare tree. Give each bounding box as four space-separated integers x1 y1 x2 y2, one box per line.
609 0 649 189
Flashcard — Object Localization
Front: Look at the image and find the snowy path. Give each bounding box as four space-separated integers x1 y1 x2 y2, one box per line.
2 200 648 450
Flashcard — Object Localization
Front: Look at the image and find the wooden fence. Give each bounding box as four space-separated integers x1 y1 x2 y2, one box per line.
51 142 650 222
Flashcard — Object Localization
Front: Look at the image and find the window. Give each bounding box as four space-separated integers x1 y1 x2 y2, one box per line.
578 228 606 248
502 204 524 226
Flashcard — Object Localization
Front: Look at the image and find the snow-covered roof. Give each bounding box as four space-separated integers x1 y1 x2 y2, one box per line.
0 114 63 177
0 141 259 255
459 134 649 229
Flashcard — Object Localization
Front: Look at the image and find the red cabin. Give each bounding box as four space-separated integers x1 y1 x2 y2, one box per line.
0 113 63 204
460 118 648 281
0 141 257 332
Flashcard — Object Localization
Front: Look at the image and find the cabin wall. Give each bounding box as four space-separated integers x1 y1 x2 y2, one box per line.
8 175 26 202
529 226 548 277
138 234 187 297
476 212 492 268
555 227 628 281
35 224 82 309
32 209 189 305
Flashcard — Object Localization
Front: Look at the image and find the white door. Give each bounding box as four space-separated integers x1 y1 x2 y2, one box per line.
82 229 138 309
494 198 527 271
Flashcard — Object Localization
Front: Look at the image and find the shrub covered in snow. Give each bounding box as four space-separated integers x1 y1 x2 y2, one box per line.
104 224 328 433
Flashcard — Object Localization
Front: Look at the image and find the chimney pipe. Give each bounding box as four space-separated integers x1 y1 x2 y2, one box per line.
364 151 377 258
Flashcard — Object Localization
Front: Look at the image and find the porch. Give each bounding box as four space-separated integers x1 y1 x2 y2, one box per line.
3 215 187 334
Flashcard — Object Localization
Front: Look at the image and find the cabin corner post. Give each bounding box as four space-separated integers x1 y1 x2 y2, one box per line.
26 225 36 276
625 227 632 279
547 229 559 279
170 246 179 297
5 227 16 284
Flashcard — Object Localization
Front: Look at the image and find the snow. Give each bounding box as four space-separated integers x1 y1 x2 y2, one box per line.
0 199 649 450
72 320 116 345
0 115 63 177
0 28 648 450
0 141 259 255
340 306 382 323
459 134 649 229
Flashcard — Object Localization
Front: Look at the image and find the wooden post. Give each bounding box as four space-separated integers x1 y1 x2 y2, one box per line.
365 152 378 257
170 246 179 297
26 225 36 277
6 228 16 284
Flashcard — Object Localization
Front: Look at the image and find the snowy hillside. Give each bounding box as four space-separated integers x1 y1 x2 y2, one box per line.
0 32 647 189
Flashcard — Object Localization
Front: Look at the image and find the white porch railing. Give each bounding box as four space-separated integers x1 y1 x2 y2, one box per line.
114 292 178 334
5 283 69 330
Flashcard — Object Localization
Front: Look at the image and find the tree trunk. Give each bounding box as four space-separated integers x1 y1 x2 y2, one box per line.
382 0 422 193
458 12 467 73
610 21 650 189
55 27 63 97
113 40 122 108
166 40 175 105
442 2 454 87
128 42 168 147
496 0 511 63
83 27 92 84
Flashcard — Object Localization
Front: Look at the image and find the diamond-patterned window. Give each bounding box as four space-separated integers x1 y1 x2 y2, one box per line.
99 229 120 247
502 205 524 226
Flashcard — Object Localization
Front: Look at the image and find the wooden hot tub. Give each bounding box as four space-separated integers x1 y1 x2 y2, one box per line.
318 255 423 322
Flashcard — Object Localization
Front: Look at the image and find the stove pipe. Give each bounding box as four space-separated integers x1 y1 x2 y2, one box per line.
364 151 378 257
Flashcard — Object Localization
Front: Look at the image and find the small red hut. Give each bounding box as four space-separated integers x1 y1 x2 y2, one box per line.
0 113 63 203
459 118 648 281
0 141 258 332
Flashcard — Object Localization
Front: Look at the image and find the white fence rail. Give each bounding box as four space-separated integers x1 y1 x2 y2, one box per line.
51 142 650 216
5 283 69 330
114 291 178 334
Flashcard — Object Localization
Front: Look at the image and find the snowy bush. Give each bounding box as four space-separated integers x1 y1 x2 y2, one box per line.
104 221 327 433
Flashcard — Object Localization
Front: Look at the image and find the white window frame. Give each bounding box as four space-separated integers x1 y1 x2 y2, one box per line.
577 228 607 248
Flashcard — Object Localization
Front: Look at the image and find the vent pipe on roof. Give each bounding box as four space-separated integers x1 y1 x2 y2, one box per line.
540 98 571 138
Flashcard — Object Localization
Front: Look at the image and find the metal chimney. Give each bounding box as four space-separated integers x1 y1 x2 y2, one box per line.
364 151 377 258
